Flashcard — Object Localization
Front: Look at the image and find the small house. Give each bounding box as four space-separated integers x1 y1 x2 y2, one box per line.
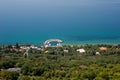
96 52 100 55
76 49 86 53
99 47 107 51
64 50 69 53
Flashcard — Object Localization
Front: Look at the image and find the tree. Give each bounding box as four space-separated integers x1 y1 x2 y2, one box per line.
32 67 45 76
15 43 20 49
0 70 19 80
2 60 15 69
21 63 32 75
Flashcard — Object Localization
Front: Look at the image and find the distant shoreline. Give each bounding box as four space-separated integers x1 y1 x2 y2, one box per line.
0 38 120 45
0 42 119 46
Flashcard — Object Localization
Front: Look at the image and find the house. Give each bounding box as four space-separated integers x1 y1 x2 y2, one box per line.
20 46 30 50
76 49 85 53
99 47 107 51
30 45 41 50
96 52 100 55
64 50 69 53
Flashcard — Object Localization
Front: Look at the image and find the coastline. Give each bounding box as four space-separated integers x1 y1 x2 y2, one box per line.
62 38 120 45
0 38 120 46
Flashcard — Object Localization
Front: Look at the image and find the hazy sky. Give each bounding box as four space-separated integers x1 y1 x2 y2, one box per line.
0 0 120 30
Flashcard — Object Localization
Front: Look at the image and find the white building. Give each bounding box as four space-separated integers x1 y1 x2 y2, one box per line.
20 46 30 50
30 45 41 50
64 50 69 53
96 52 100 55
76 49 86 53
20 45 41 50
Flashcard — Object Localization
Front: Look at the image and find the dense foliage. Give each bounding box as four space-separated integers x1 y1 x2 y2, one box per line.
0 44 120 80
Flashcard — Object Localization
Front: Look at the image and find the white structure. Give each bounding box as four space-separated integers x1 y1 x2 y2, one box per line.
44 39 63 48
76 49 86 53
8 68 21 73
64 50 69 53
96 52 100 55
20 45 41 50
20 46 30 50
30 45 41 50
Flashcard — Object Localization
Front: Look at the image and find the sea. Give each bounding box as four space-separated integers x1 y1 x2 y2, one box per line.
0 0 120 45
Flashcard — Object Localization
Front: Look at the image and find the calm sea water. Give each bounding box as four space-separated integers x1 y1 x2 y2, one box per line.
0 0 120 44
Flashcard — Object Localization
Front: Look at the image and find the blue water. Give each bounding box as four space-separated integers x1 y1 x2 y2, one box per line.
0 0 120 44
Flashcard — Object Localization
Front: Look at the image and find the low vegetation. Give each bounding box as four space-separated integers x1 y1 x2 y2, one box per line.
0 44 120 80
